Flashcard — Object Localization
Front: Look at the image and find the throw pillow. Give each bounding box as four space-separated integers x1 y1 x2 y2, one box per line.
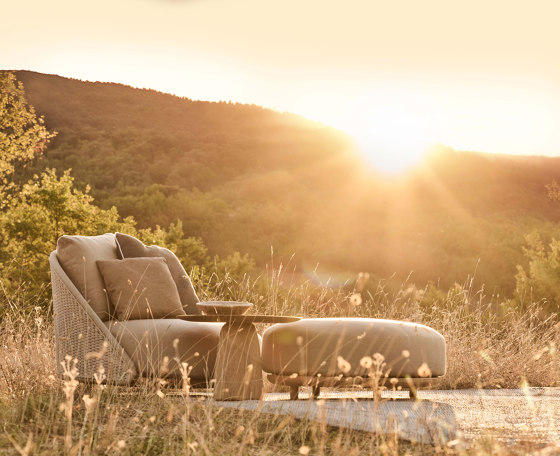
96 257 186 320
115 233 200 314
56 233 117 321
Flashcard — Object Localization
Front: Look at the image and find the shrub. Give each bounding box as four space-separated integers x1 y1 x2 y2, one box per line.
515 230 560 313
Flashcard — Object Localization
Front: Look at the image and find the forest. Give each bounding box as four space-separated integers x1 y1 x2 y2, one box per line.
7 70 560 309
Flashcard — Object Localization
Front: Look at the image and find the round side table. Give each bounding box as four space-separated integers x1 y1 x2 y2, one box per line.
179 314 300 400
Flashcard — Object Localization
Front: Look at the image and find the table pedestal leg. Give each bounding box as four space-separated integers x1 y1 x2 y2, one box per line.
214 323 263 400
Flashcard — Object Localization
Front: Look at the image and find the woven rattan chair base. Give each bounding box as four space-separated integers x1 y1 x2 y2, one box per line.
50 251 137 385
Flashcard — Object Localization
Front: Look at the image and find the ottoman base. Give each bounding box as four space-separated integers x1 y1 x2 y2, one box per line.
268 374 438 400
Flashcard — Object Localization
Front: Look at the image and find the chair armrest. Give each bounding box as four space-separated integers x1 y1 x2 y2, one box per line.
50 251 137 384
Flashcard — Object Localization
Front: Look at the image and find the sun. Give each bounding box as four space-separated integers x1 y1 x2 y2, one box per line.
342 96 437 174
351 123 433 174
295 88 438 174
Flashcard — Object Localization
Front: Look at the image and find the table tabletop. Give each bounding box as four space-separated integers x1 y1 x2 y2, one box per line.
178 314 301 324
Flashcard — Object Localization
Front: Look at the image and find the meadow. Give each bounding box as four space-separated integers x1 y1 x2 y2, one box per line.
1 268 559 455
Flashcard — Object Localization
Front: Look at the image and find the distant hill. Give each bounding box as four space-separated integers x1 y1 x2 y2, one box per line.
11 70 560 294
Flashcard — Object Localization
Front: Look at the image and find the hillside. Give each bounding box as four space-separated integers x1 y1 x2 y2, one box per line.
11 70 560 294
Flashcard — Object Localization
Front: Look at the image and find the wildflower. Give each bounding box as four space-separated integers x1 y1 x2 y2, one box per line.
337 356 351 374
349 293 362 306
360 356 373 369
417 362 431 378
372 353 385 365
82 394 97 413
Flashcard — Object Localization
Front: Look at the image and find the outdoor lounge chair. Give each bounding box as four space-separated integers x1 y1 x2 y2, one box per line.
49 233 221 385
50 232 446 400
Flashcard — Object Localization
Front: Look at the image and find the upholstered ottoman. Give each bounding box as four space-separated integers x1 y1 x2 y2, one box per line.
261 318 446 399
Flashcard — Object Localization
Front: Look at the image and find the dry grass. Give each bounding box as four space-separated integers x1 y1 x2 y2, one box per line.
1 270 559 455
198 270 560 389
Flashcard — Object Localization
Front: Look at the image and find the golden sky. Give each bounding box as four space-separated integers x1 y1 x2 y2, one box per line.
3 0 560 171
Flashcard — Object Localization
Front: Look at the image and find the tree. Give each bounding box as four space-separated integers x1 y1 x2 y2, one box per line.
0 71 55 192
137 220 211 271
0 169 137 301
0 73 136 305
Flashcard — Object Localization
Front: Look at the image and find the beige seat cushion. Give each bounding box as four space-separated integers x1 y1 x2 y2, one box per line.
104 319 223 379
96 257 186 320
56 233 117 321
116 233 199 315
261 318 446 378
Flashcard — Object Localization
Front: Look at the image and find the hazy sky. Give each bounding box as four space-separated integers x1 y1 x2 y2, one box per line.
3 0 560 170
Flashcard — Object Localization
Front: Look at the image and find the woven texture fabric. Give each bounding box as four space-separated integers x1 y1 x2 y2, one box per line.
50 251 137 384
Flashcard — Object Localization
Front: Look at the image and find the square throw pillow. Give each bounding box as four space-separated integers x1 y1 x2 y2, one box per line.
115 233 200 314
96 257 186 320
56 233 118 321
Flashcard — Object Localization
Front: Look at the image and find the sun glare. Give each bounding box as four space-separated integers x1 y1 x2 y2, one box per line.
292 87 439 174
350 108 434 174
340 93 437 174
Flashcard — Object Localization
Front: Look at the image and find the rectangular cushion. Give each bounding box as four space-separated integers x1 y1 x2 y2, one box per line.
96 257 186 320
104 319 222 379
56 233 117 321
115 233 200 314
261 318 446 378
